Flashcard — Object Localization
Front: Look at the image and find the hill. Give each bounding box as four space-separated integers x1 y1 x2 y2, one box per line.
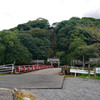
0 17 100 66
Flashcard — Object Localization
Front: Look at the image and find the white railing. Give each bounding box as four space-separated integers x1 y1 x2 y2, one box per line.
0 64 14 73
70 69 94 76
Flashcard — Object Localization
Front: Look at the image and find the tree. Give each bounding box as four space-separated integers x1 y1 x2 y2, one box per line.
55 20 68 33
23 28 50 39
18 33 50 60
17 24 30 31
0 31 32 65
68 38 87 66
0 31 18 64
77 45 98 67
68 38 86 53
68 38 98 67
27 18 50 29
5 44 32 65
77 18 100 44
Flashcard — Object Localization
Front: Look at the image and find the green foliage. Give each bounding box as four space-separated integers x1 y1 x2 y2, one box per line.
55 20 68 33
55 17 100 65
17 24 30 31
67 38 99 66
18 33 50 60
27 18 50 29
5 44 32 65
1 17 100 65
0 31 32 65
68 38 86 53
79 74 100 79
56 51 67 65
90 60 100 67
0 73 8 75
23 28 49 38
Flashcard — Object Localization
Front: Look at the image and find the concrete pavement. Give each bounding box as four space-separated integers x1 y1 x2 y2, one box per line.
0 68 64 89
26 68 61 75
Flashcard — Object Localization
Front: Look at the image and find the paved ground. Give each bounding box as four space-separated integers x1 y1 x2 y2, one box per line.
1 68 100 100
0 89 12 100
26 68 61 75
0 68 64 89
0 77 100 100
29 78 100 100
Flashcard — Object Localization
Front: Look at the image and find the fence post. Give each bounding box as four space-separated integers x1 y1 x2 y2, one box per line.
18 66 20 72
94 67 96 79
11 64 14 73
28 66 30 71
88 64 90 78
24 66 26 72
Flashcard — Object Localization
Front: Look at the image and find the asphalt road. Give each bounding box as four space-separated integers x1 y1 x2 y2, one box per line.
0 71 100 100
26 68 61 75
30 78 100 100
0 68 64 89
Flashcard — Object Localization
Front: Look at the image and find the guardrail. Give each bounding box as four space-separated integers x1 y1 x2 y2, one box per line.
0 64 14 73
62 65 95 76
17 64 54 73
70 69 94 76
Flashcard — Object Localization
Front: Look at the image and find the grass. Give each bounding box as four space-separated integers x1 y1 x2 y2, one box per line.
65 74 75 78
79 74 100 79
16 90 36 100
65 74 100 79
0 73 8 75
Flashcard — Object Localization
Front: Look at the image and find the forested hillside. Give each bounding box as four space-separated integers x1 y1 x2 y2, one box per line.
55 17 100 66
0 17 100 66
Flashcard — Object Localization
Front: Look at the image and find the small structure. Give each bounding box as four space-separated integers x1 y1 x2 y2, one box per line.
73 60 82 66
47 58 60 67
89 58 100 62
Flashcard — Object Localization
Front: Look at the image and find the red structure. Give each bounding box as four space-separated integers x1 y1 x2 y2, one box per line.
64 65 67 69
17 65 54 73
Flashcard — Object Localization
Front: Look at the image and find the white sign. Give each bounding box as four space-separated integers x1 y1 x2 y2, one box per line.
96 68 100 74
47 58 60 62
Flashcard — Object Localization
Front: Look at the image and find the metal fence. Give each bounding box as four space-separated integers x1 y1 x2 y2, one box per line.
0 64 14 73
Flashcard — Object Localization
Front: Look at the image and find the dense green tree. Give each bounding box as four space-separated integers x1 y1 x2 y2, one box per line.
67 38 87 66
5 44 32 65
18 33 50 60
76 45 98 67
68 38 86 53
17 24 30 31
55 20 68 33
27 18 50 29
77 25 100 44
23 28 50 38
1 17 100 66
55 17 100 65
0 31 32 65
68 38 98 67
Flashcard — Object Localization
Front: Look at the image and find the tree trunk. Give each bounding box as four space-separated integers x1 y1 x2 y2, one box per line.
82 55 85 68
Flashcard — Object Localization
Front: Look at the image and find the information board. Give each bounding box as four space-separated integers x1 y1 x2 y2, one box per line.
96 68 100 74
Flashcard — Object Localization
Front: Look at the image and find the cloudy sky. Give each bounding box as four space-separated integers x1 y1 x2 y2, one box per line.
0 0 100 31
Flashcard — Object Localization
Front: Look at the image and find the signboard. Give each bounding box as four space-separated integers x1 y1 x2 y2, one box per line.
96 68 100 74
47 58 60 67
47 58 60 62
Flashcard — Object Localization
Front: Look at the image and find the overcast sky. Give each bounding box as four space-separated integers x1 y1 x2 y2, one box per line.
0 0 100 31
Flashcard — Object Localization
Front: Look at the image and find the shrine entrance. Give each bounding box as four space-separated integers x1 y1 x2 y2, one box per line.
47 58 60 68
